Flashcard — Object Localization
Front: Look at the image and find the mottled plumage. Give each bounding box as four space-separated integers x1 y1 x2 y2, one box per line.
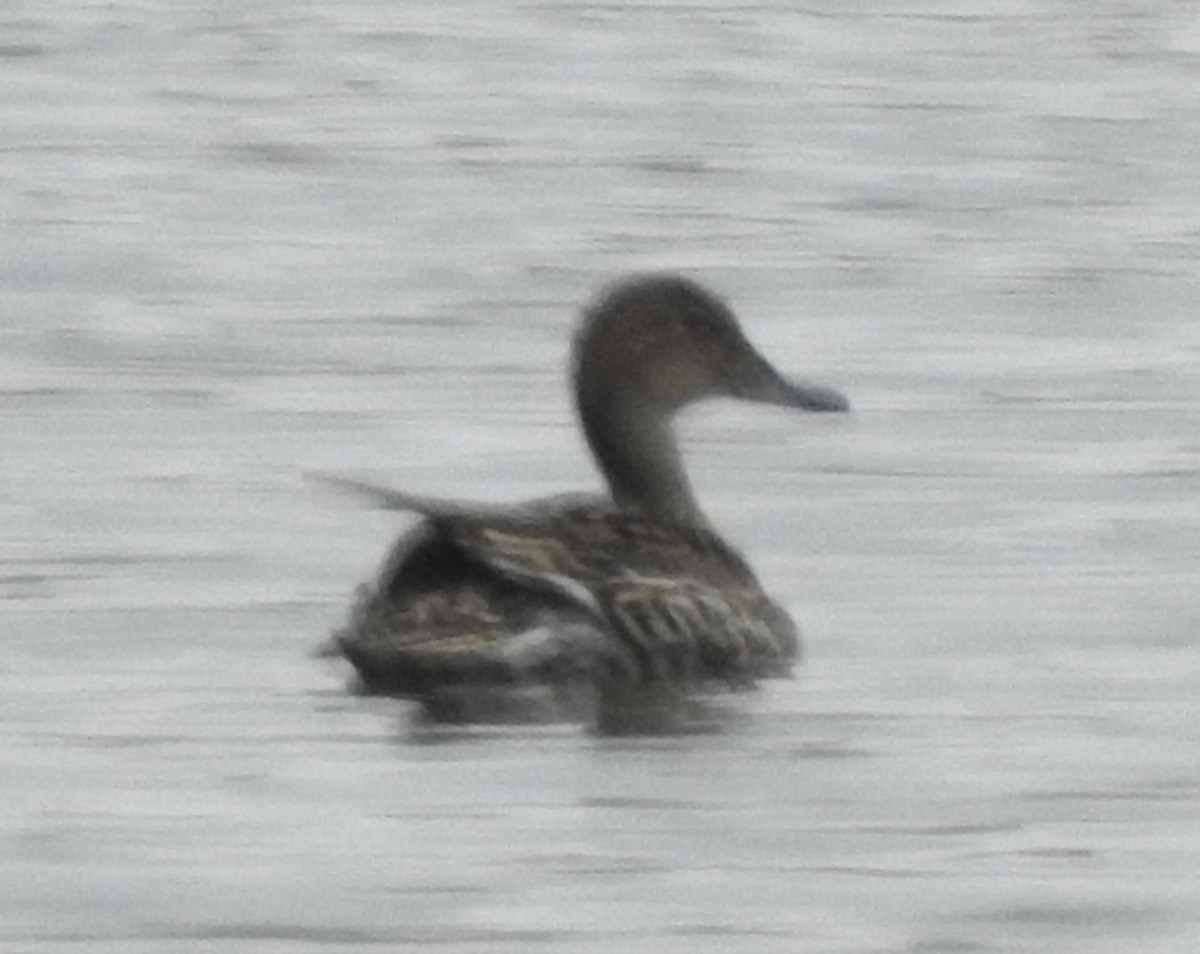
322 274 848 731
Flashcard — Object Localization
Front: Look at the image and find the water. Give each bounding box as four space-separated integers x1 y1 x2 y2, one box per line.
3 1 1199 951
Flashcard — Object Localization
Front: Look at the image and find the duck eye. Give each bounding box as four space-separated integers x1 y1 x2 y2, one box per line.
680 310 712 336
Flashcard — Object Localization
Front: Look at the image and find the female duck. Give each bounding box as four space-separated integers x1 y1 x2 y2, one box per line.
324 274 848 732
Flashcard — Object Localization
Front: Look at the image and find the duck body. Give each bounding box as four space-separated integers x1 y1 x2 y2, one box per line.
325 274 846 731
331 485 798 726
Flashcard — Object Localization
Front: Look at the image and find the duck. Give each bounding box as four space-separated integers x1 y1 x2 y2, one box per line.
320 274 849 733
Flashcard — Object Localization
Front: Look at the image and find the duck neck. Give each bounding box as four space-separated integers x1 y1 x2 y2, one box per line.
579 394 703 526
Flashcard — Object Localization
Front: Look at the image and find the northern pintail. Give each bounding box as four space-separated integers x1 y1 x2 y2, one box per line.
322 274 848 732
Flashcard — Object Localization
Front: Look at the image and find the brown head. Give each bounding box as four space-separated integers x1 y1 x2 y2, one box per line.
571 274 849 523
574 273 848 419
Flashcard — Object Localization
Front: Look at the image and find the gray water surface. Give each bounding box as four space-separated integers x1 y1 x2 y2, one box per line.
3 2 1199 952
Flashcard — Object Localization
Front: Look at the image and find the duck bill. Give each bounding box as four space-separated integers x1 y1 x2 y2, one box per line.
728 350 849 413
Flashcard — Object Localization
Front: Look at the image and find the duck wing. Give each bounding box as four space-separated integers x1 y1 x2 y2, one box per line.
443 501 799 684
325 503 609 700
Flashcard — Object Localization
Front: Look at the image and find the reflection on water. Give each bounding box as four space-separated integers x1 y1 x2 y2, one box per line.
2 1 1199 951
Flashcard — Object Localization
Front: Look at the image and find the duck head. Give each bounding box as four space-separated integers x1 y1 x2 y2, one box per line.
574 274 848 417
572 274 849 524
